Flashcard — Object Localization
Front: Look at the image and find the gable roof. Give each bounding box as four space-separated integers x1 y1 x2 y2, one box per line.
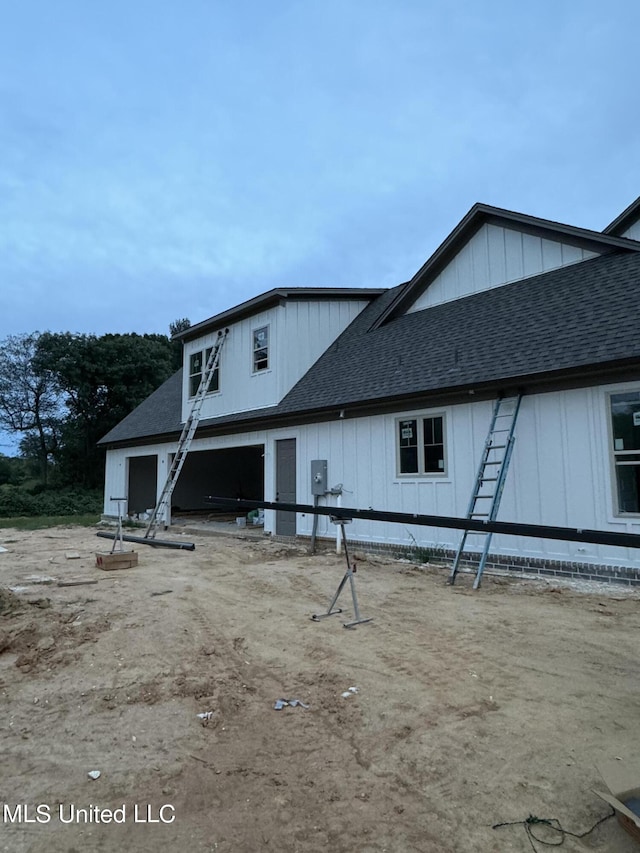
603 195 640 237
372 203 640 328
100 250 640 448
175 286 385 343
278 250 640 415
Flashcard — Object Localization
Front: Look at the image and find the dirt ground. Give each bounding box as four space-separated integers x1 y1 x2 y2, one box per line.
1 524 640 853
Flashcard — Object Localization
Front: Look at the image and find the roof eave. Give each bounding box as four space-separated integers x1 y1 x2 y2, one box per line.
175 287 387 343
603 195 640 236
100 357 640 451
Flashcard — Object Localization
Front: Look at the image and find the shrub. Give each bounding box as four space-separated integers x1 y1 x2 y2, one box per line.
0 485 102 518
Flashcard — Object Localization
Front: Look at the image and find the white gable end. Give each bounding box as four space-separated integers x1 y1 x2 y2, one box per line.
620 221 640 242
406 223 600 313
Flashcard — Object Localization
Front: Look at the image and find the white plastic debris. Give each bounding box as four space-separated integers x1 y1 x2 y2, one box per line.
197 711 215 722
273 698 310 710
341 686 359 698
88 770 101 780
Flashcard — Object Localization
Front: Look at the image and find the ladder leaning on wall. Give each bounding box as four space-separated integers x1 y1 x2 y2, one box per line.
144 328 229 540
448 393 523 589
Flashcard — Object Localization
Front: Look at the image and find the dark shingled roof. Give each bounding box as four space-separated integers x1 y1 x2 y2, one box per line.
99 369 183 444
100 250 640 447
279 251 640 413
98 370 284 445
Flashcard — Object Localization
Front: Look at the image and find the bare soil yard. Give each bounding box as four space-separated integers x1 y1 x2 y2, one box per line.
1 525 640 852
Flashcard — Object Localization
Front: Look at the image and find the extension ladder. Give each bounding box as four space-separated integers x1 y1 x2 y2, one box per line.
449 394 522 589
144 328 229 539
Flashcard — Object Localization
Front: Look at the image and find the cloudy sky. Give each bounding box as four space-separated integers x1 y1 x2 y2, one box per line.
1 1 639 346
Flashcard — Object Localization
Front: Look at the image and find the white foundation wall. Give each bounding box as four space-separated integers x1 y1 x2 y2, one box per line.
289 382 640 569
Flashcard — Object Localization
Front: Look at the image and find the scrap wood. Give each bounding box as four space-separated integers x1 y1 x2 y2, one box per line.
57 578 99 587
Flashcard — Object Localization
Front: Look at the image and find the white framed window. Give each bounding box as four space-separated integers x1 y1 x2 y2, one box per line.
396 414 446 476
252 326 269 372
188 347 220 398
609 390 640 514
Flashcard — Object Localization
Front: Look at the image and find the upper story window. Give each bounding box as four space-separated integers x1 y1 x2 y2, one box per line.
610 391 640 514
397 414 446 476
253 326 269 372
189 347 220 397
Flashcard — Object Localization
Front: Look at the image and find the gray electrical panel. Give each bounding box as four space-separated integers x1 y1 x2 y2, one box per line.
311 460 328 496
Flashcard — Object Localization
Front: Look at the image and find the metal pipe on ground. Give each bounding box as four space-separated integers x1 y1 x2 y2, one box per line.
97 532 196 551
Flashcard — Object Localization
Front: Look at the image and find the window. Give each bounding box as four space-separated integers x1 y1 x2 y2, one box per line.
397 415 446 476
253 326 269 372
189 347 219 397
610 391 640 514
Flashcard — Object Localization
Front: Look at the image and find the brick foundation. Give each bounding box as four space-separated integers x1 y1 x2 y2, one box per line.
278 535 640 587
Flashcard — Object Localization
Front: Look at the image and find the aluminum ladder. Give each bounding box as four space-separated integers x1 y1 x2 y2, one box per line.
449 394 522 589
144 328 229 540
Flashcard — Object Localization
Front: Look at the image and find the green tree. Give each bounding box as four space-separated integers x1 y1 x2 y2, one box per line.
37 332 176 488
0 333 60 484
169 317 190 370
0 453 12 485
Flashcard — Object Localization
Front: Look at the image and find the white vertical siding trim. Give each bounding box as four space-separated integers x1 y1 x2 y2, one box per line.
541 238 563 269
486 224 506 285
406 224 600 313
504 228 525 283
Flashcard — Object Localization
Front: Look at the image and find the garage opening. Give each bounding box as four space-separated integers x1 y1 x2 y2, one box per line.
171 445 264 513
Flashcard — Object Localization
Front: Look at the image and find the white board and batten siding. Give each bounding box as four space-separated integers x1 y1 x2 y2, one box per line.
180 298 371 424
407 223 600 312
103 431 270 517
291 381 640 569
181 307 278 422
104 378 640 569
620 221 640 242
274 299 367 401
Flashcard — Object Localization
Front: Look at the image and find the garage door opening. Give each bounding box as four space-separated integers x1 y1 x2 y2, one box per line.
170 445 264 514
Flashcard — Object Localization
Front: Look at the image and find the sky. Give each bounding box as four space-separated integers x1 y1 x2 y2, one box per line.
1 0 640 452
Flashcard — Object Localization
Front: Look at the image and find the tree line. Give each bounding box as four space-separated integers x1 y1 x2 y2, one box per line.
0 320 189 493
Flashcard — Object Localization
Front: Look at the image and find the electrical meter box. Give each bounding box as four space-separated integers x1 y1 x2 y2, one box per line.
311 460 328 496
